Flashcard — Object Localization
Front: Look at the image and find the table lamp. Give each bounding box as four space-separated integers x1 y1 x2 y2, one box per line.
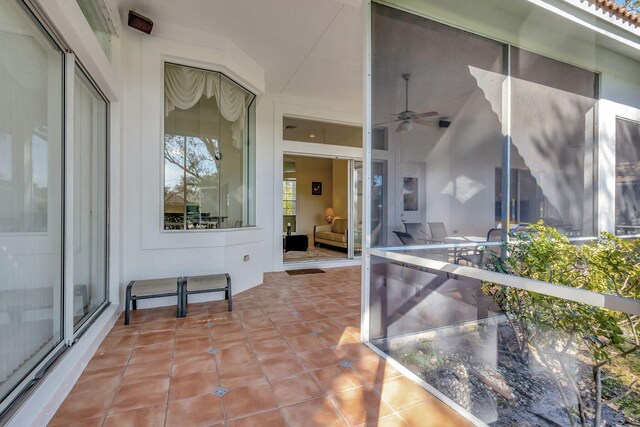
324 207 335 224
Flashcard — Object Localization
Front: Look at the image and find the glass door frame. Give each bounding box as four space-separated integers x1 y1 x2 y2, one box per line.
70 60 111 334
348 159 363 259
280 148 363 265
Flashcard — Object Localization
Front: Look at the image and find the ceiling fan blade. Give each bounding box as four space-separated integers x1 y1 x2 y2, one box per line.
413 111 439 119
374 119 400 126
395 123 403 133
414 118 436 128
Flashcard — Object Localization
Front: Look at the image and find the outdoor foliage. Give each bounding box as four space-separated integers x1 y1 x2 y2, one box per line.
482 223 640 426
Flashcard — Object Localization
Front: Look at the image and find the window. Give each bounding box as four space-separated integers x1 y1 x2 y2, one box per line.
76 0 112 57
283 179 297 216
163 63 256 230
283 116 362 147
615 118 640 235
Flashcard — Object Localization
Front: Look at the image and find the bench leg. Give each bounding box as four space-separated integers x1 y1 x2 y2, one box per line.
182 291 188 318
177 278 184 318
125 282 133 325
132 299 137 310
226 274 233 312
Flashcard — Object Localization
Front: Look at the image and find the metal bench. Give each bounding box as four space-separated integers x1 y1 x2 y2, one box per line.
124 277 183 325
182 274 232 316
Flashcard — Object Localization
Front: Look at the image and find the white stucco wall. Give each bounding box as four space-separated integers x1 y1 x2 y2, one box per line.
118 23 271 308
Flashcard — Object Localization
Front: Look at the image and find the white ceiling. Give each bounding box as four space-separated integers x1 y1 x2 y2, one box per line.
116 0 363 107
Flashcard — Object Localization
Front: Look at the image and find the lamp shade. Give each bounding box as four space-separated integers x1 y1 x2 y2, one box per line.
323 207 335 224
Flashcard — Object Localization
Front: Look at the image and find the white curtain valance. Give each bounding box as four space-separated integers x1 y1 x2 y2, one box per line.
164 64 249 149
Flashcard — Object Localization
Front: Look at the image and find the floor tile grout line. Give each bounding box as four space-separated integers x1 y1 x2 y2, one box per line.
210 309 231 424
162 336 176 427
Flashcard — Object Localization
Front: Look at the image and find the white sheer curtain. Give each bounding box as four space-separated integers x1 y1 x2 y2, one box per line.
164 64 248 149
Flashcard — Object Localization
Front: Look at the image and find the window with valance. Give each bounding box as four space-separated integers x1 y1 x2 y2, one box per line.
163 63 256 230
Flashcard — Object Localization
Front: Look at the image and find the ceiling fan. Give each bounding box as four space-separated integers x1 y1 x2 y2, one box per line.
375 73 439 132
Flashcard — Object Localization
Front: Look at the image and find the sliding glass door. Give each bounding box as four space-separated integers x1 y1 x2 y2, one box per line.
281 152 362 263
0 0 64 404
0 0 109 416
73 68 108 329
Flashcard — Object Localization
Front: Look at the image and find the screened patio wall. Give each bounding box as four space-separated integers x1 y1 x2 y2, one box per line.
363 0 640 425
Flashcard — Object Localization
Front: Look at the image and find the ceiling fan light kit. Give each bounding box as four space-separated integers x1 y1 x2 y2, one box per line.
399 120 412 132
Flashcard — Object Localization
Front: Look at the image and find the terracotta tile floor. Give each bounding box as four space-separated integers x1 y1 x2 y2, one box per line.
50 266 472 427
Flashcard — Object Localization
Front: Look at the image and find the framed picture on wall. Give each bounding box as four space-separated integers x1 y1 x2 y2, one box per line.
312 182 322 195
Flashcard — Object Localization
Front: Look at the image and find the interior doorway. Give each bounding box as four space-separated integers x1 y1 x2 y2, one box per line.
282 154 362 264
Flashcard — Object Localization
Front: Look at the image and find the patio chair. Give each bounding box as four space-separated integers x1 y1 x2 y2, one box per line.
392 230 453 273
403 222 428 243
427 222 447 242
458 228 502 267
393 230 417 245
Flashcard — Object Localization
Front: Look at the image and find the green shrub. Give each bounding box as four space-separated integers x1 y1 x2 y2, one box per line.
482 223 639 426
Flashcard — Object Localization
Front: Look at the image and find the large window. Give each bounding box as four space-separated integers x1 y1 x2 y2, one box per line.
163 63 256 230
615 118 640 235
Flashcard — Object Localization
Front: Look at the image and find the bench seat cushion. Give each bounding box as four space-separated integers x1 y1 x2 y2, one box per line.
186 274 228 292
130 278 180 296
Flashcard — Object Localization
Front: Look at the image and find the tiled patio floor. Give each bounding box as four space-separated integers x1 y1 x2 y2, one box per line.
50 266 471 426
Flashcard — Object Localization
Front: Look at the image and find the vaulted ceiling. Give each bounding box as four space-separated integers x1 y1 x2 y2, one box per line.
116 0 363 108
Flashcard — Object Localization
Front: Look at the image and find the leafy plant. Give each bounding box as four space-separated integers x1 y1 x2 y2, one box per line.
482 223 640 426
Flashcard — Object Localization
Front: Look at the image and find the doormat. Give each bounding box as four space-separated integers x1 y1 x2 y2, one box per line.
286 268 325 275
